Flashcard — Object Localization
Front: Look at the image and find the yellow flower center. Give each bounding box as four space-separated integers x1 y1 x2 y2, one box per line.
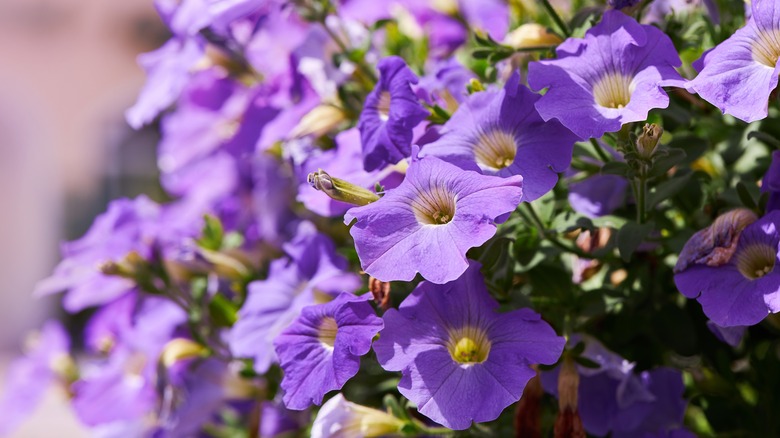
752 29 780 67
377 91 392 121
592 72 634 109
473 129 517 171
735 243 777 280
318 317 339 349
411 186 456 225
446 326 491 364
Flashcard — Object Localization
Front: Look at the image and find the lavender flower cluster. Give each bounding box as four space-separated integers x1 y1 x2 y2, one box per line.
3 0 780 436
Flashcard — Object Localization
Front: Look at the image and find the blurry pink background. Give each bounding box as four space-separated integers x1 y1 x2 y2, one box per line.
0 0 167 435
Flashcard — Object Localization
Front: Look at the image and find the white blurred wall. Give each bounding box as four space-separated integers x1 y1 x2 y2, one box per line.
0 0 165 435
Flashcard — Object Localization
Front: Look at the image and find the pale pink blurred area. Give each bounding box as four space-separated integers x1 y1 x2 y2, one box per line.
0 0 167 435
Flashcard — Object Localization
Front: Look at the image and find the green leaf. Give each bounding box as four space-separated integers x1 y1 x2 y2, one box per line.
648 173 693 208
616 221 654 262
736 181 758 210
601 161 632 177
197 214 224 251
648 148 687 178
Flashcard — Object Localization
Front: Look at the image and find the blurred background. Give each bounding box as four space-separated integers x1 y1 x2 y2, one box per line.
0 0 168 434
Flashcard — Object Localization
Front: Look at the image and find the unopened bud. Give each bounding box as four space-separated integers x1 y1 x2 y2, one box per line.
636 123 663 159
503 23 563 49
308 169 380 206
160 338 207 368
290 104 347 138
555 356 585 438
515 367 543 438
99 251 147 278
468 78 486 93
369 277 392 310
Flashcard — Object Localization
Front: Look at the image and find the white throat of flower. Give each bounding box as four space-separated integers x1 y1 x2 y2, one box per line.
446 325 491 365
411 186 457 225
592 72 634 109
735 242 777 280
473 129 517 171
377 91 392 121
318 316 339 350
752 28 780 68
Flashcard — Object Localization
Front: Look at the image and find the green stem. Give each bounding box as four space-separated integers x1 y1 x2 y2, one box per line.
636 175 647 224
590 138 612 163
521 204 599 260
320 20 377 83
540 0 571 37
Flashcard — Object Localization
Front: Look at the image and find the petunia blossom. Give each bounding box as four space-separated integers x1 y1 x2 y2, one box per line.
421 73 578 201
0 321 72 436
675 210 780 326
541 336 691 438
686 0 780 122
345 154 523 284
373 262 564 429
229 222 361 372
528 10 685 139
358 56 429 171
274 293 383 410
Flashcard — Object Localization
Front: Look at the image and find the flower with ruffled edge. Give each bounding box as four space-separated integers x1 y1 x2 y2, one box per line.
229 222 361 372
344 153 523 284
421 73 578 201
528 10 684 139
358 56 429 171
373 262 564 430
274 293 383 410
0 321 72 436
686 0 780 122
541 336 691 438
675 210 780 326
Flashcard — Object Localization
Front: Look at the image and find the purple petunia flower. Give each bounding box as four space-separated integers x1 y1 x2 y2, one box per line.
542 336 691 438
421 73 578 201
358 56 429 171
528 10 684 139
686 0 780 122
274 293 383 410
229 222 361 373
73 298 186 430
373 262 564 429
125 37 204 129
0 321 72 436
675 210 780 326
706 320 747 348
33 196 162 312
345 153 523 284
763 150 780 212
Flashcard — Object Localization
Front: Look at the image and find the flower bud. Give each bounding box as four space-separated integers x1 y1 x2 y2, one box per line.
308 169 381 206
290 104 347 138
503 24 563 49
555 356 586 438
636 123 663 159
160 338 207 368
311 394 404 438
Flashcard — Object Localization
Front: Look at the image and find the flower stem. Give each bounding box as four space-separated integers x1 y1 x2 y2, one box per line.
590 138 612 163
540 0 571 38
521 204 599 260
636 175 647 224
